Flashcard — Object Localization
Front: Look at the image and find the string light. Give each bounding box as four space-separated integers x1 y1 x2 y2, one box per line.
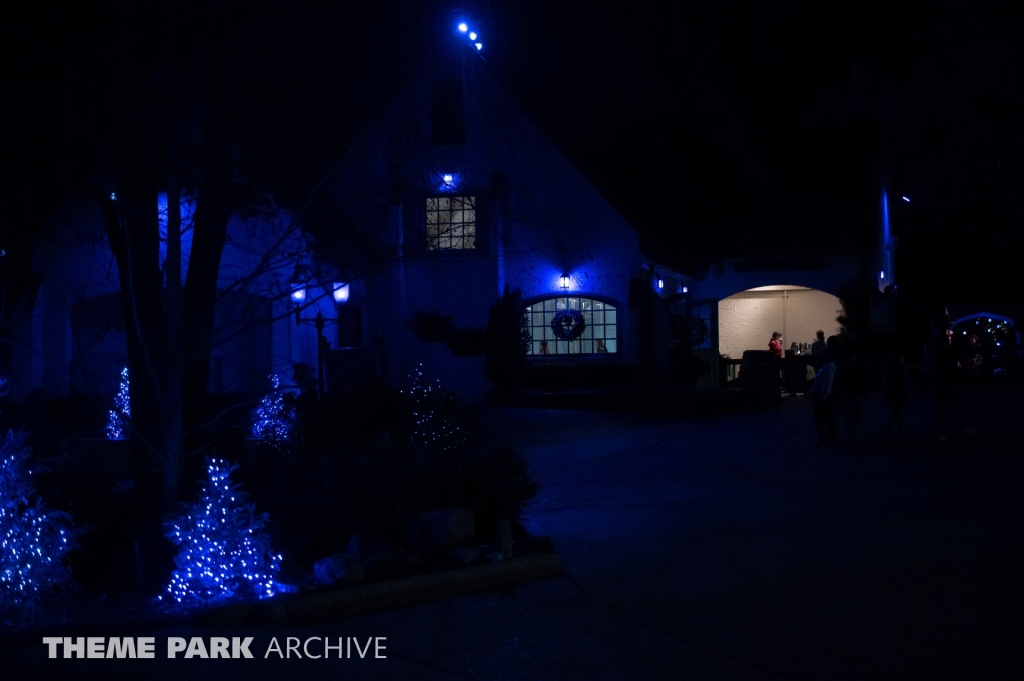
251 374 296 449
402 363 464 455
162 459 281 605
1 432 78 615
106 367 130 440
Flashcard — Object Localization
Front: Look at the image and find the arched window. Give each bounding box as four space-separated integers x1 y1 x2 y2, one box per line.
525 297 617 356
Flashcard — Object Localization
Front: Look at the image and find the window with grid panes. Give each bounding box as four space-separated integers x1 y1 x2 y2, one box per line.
426 196 476 250
524 297 617 356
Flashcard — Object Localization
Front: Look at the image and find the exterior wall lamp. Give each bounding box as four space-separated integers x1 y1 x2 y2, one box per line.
288 275 350 403
657 277 665 290
559 274 570 290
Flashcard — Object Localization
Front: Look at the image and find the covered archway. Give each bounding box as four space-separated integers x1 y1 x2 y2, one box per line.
718 285 842 359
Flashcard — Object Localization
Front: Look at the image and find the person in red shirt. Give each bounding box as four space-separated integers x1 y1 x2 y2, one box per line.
769 332 783 358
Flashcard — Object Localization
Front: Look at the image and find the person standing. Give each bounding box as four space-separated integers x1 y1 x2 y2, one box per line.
807 336 838 446
769 331 783 358
881 352 912 447
811 330 827 361
928 319 968 442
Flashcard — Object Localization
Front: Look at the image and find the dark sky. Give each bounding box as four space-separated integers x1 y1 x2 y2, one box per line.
3 0 1021 301
476 0 1023 296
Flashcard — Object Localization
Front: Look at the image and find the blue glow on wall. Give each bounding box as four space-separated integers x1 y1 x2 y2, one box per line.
881 189 890 246
157 192 196 279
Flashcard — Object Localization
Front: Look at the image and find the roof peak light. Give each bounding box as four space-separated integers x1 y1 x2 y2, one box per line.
455 21 483 51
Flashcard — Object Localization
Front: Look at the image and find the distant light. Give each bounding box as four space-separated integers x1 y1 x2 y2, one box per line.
963 331 967 335
682 286 688 293
290 286 305 304
457 23 468 32
110 192 117 200
902 196 910 202
332 283 350 304
475 43 483 50
879 270 885 279
469 32 477 40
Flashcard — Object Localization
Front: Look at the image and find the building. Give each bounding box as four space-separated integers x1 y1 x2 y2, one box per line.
5 28 659 405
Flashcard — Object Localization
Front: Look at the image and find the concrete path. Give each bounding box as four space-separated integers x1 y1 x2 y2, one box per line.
5 384 1023 679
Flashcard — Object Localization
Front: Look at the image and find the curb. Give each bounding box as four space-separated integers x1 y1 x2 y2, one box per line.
200 553 563 626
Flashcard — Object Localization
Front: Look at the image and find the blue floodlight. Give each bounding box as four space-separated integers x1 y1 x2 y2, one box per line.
475 43 483 51
458 23 468 32
469 32 477 40
902 196 910 202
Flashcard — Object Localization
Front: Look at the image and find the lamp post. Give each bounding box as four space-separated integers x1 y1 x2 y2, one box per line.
289 279 350 403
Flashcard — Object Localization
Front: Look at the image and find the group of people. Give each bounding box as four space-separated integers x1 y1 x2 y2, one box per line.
802 319 971 451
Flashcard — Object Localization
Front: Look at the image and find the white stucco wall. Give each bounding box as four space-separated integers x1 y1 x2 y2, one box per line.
718 287 841 359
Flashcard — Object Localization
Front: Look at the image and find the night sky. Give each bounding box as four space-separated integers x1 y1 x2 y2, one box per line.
3 0 1022 302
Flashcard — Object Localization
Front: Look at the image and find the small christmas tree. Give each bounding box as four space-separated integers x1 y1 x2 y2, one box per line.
106 367 130 439
251 374 296 449
163 458 281 604
403 363 464 455
0 431 78 617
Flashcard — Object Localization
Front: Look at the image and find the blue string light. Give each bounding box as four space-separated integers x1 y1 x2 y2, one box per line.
251 374 296 449
1 431 78 616
106 367 130 440
402 363 464 455
161 458 281 605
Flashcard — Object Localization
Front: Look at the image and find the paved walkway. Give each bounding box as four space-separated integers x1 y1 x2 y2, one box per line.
5 384 1023 679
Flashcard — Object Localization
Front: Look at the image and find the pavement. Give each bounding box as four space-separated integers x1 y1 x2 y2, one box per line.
3 382 1023 680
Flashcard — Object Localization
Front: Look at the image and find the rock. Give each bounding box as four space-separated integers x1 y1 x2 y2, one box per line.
403 508 475 551
449 548 479 565
313 553 364 587
345 532 401 571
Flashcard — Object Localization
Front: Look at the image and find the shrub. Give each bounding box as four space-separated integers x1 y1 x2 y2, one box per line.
0 431 79 618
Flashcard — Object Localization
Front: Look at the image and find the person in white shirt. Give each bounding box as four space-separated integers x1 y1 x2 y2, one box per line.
811 330 827 359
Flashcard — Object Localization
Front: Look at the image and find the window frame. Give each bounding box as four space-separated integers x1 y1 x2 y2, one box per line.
421 192 481 253
522 294 623 359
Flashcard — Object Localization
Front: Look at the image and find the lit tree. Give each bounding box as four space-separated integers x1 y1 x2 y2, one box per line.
162 459 281 604
404 364 464 456
251 374 296 450
0 431 78 616
106 367 131 440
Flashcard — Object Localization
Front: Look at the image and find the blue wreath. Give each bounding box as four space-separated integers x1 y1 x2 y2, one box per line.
551 309 586 341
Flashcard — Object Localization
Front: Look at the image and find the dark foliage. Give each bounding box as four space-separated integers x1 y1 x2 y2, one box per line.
484 287 531 391
407 311 456 344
